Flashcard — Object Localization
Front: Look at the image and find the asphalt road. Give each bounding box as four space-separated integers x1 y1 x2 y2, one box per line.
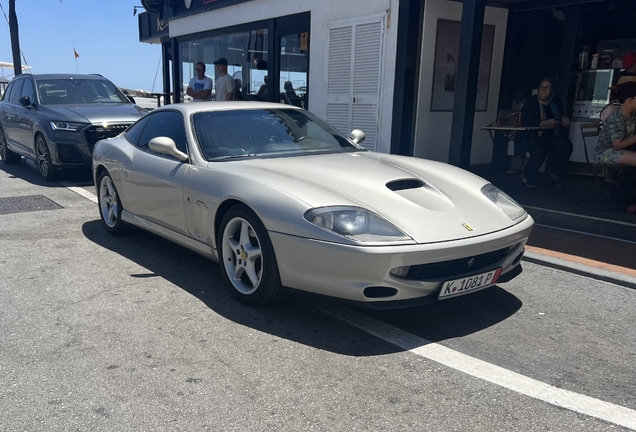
1 161 635 432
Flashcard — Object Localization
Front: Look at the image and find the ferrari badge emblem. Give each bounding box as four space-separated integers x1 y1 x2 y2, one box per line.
462 223 473 231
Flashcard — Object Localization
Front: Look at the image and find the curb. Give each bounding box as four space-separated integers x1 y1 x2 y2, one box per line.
522 250 636 291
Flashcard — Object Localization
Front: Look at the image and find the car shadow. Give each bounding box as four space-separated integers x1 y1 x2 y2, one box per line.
0 158 94 187
81 219 522 356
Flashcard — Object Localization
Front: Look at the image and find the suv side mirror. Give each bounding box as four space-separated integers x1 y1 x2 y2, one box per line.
19 96 31 108
148 136 188 162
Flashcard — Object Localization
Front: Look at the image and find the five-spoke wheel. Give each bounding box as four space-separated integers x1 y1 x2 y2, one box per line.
98 171 126 235
218 205 283 304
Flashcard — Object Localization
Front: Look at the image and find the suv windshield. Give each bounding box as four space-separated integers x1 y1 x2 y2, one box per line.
37 78 129 105
193 109 362 161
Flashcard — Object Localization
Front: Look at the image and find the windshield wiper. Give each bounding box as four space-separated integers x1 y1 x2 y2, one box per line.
209 153 258 161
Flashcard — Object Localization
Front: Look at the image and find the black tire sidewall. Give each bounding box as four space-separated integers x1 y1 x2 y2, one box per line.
36 135 57 181
0 126 20 164
217 205 282 305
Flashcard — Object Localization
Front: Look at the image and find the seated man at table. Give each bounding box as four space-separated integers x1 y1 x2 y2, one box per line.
518 77 573 188
596 81 636 167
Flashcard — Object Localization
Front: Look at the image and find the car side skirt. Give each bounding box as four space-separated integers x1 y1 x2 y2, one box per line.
121 210 218 261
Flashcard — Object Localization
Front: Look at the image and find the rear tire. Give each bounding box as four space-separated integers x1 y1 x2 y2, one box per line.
35 134 58 181
97 171 127 235
217 205 284 305
0 126 20 164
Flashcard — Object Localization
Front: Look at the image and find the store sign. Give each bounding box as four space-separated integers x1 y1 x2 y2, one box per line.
176 0 254 17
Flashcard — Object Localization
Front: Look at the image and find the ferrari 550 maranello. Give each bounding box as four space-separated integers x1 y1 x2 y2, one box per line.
92 102 533 308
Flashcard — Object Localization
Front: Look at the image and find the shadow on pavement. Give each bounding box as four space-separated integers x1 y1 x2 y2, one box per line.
81 219 522 355
0 158 94 187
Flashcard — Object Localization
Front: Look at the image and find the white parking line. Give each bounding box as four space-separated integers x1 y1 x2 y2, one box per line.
317 304 636 431
58 181 98 204
59 181 636 430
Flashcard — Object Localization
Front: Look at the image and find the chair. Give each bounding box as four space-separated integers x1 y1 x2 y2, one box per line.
579 122 604 182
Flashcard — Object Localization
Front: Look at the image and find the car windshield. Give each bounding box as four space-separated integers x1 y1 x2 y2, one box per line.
192 109 362 161
36 78 129 105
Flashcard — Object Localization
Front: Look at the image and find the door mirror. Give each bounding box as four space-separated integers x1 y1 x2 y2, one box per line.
19 96 31 108
148 136 188 162
350 129 366 145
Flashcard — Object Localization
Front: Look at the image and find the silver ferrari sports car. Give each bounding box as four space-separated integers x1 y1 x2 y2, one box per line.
92 102 533 308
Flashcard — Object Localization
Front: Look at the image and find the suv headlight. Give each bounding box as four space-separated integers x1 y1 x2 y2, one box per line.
304 206 411 242
50 121 87 132
481 184 526 222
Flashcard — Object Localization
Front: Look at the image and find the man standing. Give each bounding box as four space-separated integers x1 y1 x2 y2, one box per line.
213 58 234 101
186 62 212 102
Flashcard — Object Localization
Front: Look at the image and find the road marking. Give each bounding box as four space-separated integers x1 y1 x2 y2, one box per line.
316 304 636 431
58 181 98 204
59 180 636 430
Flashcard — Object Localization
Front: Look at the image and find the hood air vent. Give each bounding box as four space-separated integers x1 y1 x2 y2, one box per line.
386 179 424 191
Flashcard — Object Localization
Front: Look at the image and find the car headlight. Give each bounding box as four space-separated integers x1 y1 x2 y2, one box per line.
304 206 411 242
50 121 86 132
481 184 526 222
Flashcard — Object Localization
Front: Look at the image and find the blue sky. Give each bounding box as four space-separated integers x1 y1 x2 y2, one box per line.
0 0 161 91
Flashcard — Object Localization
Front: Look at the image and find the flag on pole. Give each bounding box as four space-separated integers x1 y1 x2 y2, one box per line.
74 49 80 59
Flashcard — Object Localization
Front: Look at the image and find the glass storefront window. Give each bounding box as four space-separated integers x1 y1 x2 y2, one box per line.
278 31 308 108
179 29 269 102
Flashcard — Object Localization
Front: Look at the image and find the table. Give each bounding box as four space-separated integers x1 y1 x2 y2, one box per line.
481 124 552 190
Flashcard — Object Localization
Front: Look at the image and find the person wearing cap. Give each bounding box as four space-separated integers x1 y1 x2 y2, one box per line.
617 52 636 86
213 58 234 101
518 77 573 188
186 62 213 102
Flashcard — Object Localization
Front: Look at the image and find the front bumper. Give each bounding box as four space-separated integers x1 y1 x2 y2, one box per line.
270 215 534 306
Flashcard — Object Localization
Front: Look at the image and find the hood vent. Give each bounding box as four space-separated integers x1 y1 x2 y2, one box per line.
386 179 424 191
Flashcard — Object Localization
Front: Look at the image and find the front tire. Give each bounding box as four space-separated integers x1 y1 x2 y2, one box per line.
217 205 284 305
0 126 20 164
98 171 127 235
35 134 57 181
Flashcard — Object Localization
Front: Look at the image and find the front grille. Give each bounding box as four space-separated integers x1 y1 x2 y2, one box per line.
404 243 519 280
84 124 130 153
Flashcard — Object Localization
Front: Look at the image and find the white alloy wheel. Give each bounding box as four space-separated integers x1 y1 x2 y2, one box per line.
221 217 263 295
97 171 126 234
217 205 283 305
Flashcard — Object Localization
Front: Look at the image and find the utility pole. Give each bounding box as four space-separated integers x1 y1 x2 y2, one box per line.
9 0 22 77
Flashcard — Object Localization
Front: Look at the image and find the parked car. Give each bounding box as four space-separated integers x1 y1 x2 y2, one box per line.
0 73 146 180
92 102 534 308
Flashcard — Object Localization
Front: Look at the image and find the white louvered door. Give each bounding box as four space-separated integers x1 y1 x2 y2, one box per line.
326 16 385 151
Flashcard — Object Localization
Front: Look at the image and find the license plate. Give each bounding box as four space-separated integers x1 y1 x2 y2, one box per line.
438 268 502 300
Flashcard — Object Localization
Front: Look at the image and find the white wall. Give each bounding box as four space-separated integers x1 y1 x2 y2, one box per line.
170 0 400 154
414 0 508 165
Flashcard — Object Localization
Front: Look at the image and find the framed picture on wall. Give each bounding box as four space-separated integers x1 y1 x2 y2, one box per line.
430 19 495 112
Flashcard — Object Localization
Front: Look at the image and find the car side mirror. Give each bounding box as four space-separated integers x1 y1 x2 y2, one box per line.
148 136 188 162
19 96 31 108
350 129 366 145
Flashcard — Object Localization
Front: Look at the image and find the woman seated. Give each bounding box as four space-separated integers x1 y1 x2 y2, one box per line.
595 81 636 214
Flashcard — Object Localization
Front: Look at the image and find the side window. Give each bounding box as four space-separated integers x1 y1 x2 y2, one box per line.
124 115 151 146
3 82 13 101
20 79 34 104
8 80 24 105
138 111 188 155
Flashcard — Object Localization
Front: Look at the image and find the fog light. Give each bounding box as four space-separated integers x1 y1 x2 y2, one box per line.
390 266 410 278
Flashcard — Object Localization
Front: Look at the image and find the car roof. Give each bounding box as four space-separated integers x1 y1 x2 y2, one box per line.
16 74 111 81
156 101 304 115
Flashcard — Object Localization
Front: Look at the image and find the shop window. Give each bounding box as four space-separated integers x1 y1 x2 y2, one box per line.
179 29 269 102
278 32 308 109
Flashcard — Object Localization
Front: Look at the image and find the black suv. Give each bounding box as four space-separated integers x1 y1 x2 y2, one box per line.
0 73 146 180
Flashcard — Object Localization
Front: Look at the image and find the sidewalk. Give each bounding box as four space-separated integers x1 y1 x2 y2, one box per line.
524 225 636 290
